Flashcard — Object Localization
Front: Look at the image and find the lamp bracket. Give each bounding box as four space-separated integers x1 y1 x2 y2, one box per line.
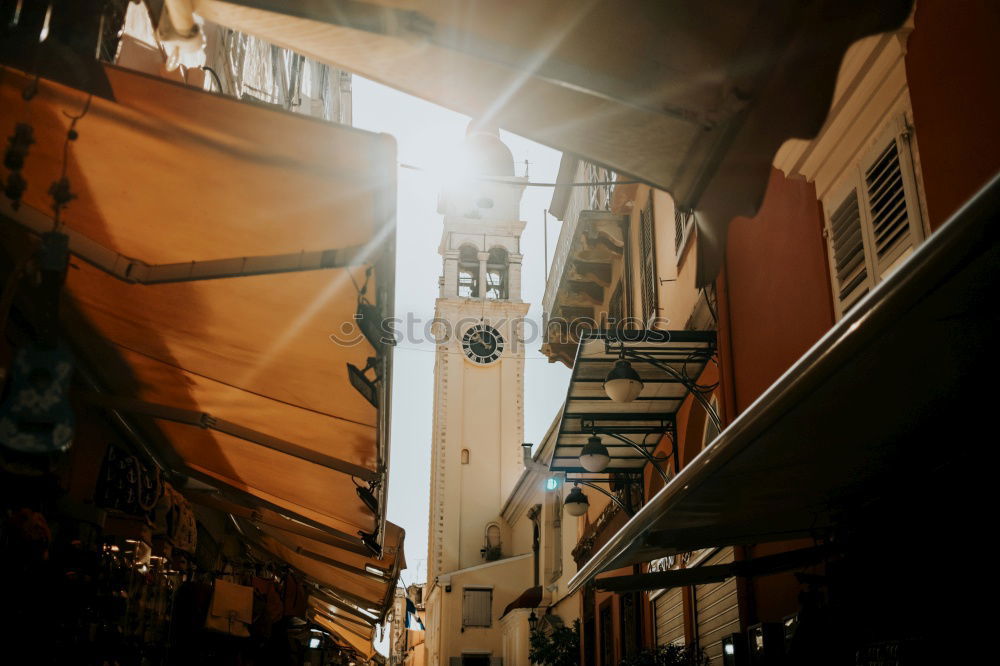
622 349 723 433
574 480 634 517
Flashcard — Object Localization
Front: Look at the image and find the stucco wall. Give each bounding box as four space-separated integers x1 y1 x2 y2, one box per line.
435 555 533 663
722 168 834 414
905 0 1000 230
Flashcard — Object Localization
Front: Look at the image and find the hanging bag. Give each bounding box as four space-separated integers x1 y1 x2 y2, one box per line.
204 577 253 638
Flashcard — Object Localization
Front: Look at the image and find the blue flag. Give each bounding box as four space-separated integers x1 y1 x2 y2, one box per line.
405 598 425 631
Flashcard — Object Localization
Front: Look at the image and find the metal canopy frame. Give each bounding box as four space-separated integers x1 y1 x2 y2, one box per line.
551 330 718 478
1 190 370 285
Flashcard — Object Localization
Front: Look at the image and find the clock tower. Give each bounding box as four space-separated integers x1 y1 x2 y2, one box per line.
425 125 529 633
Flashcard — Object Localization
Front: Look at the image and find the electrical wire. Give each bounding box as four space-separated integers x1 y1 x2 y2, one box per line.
201 65 224 93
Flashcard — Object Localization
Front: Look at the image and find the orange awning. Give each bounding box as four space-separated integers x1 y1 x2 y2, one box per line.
0 63 395 550
250 519 405 618
312 610 377 659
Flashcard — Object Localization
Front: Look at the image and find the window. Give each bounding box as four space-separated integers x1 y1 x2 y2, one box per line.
462 588 492 627
458 245 479 298
461 448 470 464
638 196 658 324
483 523 501 560
619 593 642 660
599 602 615 666
825 116 925 317
485 247 509 300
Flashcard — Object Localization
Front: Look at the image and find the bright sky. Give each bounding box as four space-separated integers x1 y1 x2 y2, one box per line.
351 78 572 608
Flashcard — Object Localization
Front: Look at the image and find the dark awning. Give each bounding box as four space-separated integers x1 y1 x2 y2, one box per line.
569 172 1000 593
195 0 914 285
551 331 716 476
501 585 543 619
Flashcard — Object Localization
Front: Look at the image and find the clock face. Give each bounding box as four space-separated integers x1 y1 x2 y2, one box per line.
462 324 505 364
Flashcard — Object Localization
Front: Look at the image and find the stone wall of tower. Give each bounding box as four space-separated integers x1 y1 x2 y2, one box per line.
429 299 528 573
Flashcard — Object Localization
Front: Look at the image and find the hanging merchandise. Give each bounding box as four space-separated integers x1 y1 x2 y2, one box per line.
3 122 34 209
169 487 198 554
0 232 75 457
0 83 82 459
282 569 308 619
205 577 254 637
95 445 144 515
252 575 283 639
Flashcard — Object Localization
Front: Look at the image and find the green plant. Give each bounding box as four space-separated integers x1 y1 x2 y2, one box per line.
618 643 710 666
529 619 580 666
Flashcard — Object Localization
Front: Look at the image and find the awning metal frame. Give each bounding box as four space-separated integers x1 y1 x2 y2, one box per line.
1 198 369 284
593 429 674 485
308 583 381 627
240 525 396 623
252 522 390 584
81 392 380 482
573 479 635 517
187 491 371 556
595 543 834 593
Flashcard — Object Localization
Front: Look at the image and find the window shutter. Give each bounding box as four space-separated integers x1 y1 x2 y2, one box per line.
489 658 504 666
674 208 685 255
450 658 462 666
825 115 925 318
859 123 923 278
828 188 872 312
462 588 492 627
639 198 658 323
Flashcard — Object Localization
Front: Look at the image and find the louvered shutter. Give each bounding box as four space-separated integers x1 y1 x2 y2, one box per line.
639 198 658 323
654 587 686 647
825 115 924 318
859 118 924 280
695 548 741 665
462 588 492 627
828 188 872 313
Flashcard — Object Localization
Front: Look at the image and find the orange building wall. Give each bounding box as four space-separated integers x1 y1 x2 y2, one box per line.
905 0 1000 231
722 168 834 414
716 167 835 624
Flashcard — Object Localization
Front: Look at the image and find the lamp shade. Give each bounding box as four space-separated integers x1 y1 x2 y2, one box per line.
579 435 611 473
604 359 644 402
564 485 589 517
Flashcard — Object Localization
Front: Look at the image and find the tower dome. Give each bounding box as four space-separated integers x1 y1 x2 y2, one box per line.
462 123 515 177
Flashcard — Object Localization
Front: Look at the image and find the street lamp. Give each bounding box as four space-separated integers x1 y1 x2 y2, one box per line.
528 611 538 632
579 434 610 473
604 358 643 402
564 484 589 517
